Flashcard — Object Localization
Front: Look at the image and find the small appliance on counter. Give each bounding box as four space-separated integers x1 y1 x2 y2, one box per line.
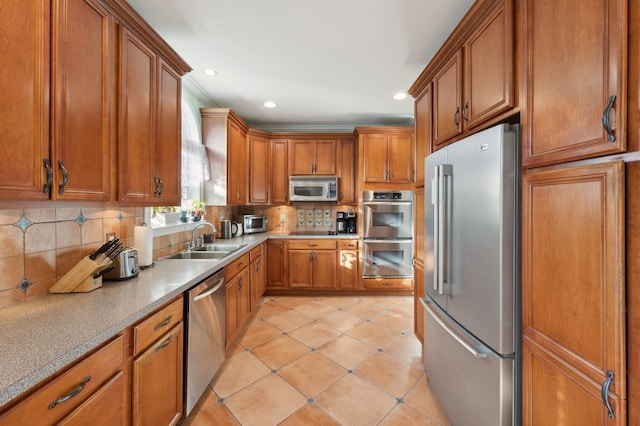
220 219 241 239
102 247 139 281
336 211 357 234
346 211 357 234
233 214 267 234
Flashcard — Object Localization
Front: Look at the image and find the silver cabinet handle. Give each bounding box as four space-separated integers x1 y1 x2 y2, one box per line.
601 370 615 419
602 95 616 143
154 315 172 331
154 335 174 353
421 298 487 358
49 376 91 409
58 160 68 194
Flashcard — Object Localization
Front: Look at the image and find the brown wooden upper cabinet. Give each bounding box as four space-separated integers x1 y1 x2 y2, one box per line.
201 108 249 206
0 0 190 203
337 138 357 205
433 0 514 150
357 127 415 185
270 139 289 204
248 131 271 204
119 28 183 204
520 0 627 167
288 139 337 175
414 84 432 187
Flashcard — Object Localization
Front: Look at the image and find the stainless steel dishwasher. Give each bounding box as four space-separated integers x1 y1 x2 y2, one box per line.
184 268 226 416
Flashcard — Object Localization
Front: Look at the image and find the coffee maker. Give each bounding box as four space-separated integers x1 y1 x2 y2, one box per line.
336 212 347 234
346 211 357 234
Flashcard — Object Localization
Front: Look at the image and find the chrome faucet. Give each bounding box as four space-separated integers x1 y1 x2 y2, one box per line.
190 221 216 250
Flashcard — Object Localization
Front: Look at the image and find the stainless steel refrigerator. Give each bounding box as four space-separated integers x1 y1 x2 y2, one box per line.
421 123 520 425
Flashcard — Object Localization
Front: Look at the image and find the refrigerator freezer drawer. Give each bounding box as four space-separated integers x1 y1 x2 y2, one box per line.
422 297 513 425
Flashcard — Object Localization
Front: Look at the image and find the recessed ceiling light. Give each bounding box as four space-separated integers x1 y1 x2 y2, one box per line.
203 68 217 76
264 101 277 108
393 92 408 100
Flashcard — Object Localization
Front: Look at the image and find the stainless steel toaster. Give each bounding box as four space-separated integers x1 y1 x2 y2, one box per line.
103 247 139 280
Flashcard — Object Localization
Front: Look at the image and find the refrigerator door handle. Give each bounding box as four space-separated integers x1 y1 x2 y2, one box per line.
436 164 452 295
432 167 440 291
421 297 488 358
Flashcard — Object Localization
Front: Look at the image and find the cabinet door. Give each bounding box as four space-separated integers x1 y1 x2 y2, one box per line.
248 134 270 204
133 323 183 426
226 279 238 343
338 250 358 289
0 0 49 200
155 59 182 204
522 161 625 420
361 134 388 183
521 0 626 167
337 138 356 205
312 250 337 288
433 50 462 148
52 0 112 201
414 187 424 263
414 84 432 185
267 240 286 289
387 134 414 183
58 372 126 426
288 250 313 288
237 268 251 326
463 0 513 130
271 139 288 204
523 337 625 426
314 140 337 175
289 140 315 175
227 120 247 205
119 28 156 202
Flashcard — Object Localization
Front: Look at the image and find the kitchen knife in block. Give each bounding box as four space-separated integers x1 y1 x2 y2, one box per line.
49 255 112 293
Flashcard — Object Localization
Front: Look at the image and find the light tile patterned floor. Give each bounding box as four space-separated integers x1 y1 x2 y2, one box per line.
182 295 450 426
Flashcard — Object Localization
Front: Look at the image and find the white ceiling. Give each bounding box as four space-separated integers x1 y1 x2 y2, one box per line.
127 0 475 132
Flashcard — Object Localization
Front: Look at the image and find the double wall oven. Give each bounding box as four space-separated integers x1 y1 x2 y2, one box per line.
362 190 413 278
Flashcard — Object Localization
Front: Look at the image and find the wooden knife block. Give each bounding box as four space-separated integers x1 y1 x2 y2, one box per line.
49 255 112 293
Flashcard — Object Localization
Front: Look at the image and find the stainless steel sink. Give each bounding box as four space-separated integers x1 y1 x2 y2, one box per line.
163 251 229 260
194 243 246 252
162 243 246 260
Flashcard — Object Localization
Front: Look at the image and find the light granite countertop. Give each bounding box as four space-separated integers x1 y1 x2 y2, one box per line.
0 231 359 407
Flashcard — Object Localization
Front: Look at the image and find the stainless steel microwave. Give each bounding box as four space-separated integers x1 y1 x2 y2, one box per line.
289 176 338 202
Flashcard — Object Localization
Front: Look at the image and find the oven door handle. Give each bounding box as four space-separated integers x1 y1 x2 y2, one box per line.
361 239 412 243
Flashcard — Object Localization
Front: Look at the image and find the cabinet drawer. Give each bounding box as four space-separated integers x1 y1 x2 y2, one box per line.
337 240 358 250
58 371 126 426
133 297 183 356
362 278 413 290
0 335 125 425
226 253 250 279
249 244 263 261
288 240 336 250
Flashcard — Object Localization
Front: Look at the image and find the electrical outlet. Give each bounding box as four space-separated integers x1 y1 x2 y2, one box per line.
106 232 116 241
280 214 286 223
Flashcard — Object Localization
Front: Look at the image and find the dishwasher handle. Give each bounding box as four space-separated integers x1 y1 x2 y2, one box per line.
193 278 225 302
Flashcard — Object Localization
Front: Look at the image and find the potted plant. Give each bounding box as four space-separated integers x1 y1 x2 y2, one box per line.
190 199 206 222
151 206 180 225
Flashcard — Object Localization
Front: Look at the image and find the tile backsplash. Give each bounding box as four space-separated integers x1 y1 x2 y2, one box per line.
0 203 355 309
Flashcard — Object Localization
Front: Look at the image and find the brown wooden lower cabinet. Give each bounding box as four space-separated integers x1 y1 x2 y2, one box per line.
225 255 251 345
267 240 286 289
523 337 625 425
338 240 359 289
522 160 626 424
132 323 183 426
288 240 337 289
0 335 126 425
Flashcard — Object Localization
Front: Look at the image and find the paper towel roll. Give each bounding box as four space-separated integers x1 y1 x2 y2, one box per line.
134 225 153 267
